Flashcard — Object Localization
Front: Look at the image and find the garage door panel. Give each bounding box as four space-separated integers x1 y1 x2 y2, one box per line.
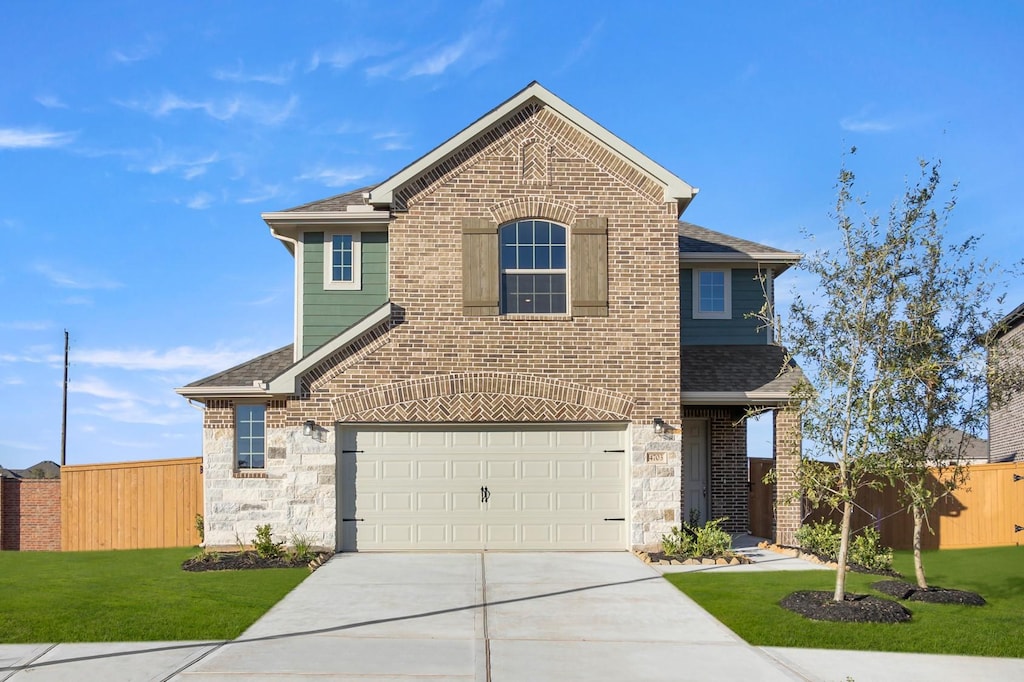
341 425 627 551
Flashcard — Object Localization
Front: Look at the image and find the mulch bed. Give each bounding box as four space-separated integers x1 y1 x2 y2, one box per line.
871 580 986 606
793 548 902 577
182 551 332 572
780 591 912 623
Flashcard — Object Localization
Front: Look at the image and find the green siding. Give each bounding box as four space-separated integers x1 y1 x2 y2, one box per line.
302 231 388 356
680 268 769 345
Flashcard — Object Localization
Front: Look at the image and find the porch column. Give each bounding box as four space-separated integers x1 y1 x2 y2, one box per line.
772 405 802 546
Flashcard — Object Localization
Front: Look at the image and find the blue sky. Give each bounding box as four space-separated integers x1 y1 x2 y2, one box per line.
1 1 1022 469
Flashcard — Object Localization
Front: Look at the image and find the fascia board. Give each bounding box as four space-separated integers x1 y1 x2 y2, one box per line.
266 301 393 395
369 82 695 206
679 252 803 265
680 390 793 406
262 211 391 226
175 386 270 399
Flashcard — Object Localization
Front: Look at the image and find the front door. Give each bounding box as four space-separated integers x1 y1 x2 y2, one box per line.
682 419 709 524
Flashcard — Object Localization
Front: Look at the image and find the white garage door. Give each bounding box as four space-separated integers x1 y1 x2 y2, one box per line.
337 425 628 551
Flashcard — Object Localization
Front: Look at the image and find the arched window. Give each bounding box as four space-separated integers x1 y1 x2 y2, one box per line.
499 220 567 314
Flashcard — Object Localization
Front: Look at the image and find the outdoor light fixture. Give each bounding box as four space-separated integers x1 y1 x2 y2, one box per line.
303 419 316 437
653 418 666 434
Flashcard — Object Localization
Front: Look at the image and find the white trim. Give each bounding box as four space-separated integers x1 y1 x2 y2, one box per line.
267 302 393 395
261 211 391 226
323 231 362 291
175 385 271 398
693 268 731 320
368 82 695 209
680 390 792 406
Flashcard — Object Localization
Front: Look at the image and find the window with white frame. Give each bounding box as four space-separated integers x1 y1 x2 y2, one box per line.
693 268 731 319
324 231 362 290
499 220 567 314
236 404 266 469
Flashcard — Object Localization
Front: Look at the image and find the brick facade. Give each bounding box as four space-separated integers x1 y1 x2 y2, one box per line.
201 101 685 550
0 478 61 551
991 323 1024 462
773 406 803 545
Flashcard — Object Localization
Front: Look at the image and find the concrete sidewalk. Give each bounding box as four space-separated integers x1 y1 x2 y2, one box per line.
1 551 1022 681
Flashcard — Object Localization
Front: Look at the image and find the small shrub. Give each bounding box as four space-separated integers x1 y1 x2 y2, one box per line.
287 535 317 562
661 517 733 558
253 524 284 559
795 520 841 557
850 526 893 571
194 514 205 544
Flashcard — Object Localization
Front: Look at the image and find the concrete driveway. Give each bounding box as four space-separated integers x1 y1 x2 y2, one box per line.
175 552 800 681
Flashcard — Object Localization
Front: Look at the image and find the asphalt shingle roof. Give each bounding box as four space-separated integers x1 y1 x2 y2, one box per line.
186 345 295 388
678 221 792 256
281 186 377 213
681 344 803 394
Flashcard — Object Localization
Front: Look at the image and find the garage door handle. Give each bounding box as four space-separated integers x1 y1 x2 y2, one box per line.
481 486 490 503
342 518 364 522
604 517 625 521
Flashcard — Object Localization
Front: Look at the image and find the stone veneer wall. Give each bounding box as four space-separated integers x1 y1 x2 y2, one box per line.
990 323 1024 462
773 406 803 546
0 478 61 551
201 102 683 550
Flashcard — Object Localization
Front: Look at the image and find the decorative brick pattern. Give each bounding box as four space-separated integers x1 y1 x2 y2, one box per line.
488 196 577 226
331 372 634 422
302 319 393 397
773 406 803 546
0 479 61 551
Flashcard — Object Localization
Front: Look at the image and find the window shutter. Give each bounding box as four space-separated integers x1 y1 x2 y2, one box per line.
571 217 608 317
462 217 499 316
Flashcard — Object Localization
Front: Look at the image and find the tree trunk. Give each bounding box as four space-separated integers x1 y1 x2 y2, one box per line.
834 499 853 601
913 505 927 588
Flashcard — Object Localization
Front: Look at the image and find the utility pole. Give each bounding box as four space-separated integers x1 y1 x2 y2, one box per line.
61 329 69 466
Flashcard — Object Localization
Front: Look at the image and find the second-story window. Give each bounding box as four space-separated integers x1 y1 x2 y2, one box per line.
500 220 567 314
693 268 731 319
324 231 362 290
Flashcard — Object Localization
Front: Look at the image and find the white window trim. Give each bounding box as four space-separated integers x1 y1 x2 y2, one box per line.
498 220 571 316
323 231 362 291
693 268 732 320
235 403 267 471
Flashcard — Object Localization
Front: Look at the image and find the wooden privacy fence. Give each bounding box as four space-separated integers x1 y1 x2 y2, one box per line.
749 459 1024 550
61 457 203 551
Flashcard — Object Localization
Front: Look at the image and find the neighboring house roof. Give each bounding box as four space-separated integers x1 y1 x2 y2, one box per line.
367 81 697 214
0 460 61 479
678 222 802 273
992 301 1024 339
928 427 989 462
681 345 804 405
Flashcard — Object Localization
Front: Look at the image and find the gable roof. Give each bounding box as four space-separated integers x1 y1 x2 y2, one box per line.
178 344 295 396
281 186 376 213
992 301 1024 340
367 81 697 214
679 222 802 273
681 345 804 405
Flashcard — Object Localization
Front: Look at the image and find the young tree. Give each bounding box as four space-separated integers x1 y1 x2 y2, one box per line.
878 160 1021 588
780 151 914 602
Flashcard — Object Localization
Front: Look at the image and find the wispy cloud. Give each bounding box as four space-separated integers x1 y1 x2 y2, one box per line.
72 345 270 373
839 116 897 133
118 93 298 126
35 94 67 109
0 127 75 149
185 192 214 210
297 165 376 188
237 183 282 204
144 151 219 179
212 60 295 85
111 35 161 64
0 320 51 331
558 19 605 73
62 295 93 306
407 34 474 77
373 130 411 151
2 377 25 386
69 376 155 404
33 263 121 290
0 439 45 452
308 42 395 72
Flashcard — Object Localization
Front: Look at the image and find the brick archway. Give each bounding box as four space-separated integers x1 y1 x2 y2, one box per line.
331 372 634 423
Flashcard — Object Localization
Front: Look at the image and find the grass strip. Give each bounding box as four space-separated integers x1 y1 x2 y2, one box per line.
0 547 309 643
665 545 1024 658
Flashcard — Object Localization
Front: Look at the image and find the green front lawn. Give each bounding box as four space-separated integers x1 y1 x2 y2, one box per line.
666 546 1024 658
0 547 309 643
